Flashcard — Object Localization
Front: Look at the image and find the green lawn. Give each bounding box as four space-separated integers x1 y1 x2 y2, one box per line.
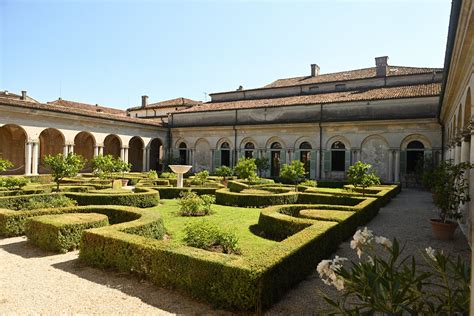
149 199 279 256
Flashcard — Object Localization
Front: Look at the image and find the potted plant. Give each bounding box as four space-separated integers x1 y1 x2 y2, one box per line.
430 161 472 240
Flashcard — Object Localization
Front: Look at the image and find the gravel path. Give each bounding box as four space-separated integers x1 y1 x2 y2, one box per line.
0 189 470 314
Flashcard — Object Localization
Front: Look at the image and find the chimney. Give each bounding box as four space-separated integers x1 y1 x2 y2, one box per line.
21 90 27 100
311 64 320 77
141 95 148 108
375 56 389 77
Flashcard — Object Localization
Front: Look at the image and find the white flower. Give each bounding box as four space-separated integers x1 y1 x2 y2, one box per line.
351 227 374 258
317 257 348 291
375 236 392 248
367 255 375 265
425 247 436 260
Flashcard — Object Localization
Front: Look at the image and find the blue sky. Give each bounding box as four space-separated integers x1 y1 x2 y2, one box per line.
1 0 451 109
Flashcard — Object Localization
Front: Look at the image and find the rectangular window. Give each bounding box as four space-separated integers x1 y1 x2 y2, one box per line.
335 84 346 91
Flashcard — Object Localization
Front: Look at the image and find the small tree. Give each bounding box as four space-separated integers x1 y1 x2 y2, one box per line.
92 155 125 186
115 159 131 179
0 158 13 172
44 153 85 192
431 161 472 223
234 158 257 180
347 161 380 196
280 160 306 191
255 157 270 177
215 166 233 181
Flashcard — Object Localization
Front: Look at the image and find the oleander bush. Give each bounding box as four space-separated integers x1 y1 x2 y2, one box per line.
26 212 109 253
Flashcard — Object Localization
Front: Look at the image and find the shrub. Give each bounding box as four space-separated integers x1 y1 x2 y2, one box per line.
215 188 298 208
234 158 257 180
26 213 109 253
347 161 380 196
191 170 209 185
215 166 233 180
91 155 127 183
178 191 215 216
0 158 13 172
280 160 306 191
160 172 177 179
44 153 86 192
21 195 77 210
183 220 240 254
148 170 158 179
300 179 317 187
0 177 29 189
255 157 270 177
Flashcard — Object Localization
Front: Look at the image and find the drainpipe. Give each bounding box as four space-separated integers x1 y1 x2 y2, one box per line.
233 109 238 167
319 103 323 179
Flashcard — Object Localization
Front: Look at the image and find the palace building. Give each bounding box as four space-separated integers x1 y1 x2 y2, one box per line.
0 0 472 240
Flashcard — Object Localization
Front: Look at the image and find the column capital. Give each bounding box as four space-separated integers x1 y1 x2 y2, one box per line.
27 138 39 144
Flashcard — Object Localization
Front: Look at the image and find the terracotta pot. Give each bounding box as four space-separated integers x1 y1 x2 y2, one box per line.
121 179 129 187
430 219 458 240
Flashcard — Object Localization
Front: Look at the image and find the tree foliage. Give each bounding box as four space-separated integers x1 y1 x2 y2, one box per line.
215 166 233 180
44 153 85 192
255 157 270 177
0 158 13 172
347 161 380 195
234 158 257 180
280 160 306 191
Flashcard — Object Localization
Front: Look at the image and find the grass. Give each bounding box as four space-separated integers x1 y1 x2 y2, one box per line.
149 199 278 256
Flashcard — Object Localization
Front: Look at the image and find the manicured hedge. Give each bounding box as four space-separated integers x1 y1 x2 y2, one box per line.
152 187 219 199
137 179 170 187
65 187 160 208
26 213 109 253
227 180 249 193
215 189 299 208
317 180 348 188
0 204 165 238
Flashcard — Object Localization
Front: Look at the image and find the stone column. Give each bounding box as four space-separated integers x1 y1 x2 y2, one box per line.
394 150 400 182
455 141 462 164
142 148 147 172
68 144 74 155
94 146 99 157
24 142 32 175
321 151 326 180
461 135 470 163
63 145 68 156
388 150 394 183
316 149 320 179
31 142 39 175
123 147 128 163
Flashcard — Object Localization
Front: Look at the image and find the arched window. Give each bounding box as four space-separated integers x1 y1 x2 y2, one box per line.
406 141 424 173
270 142 282 177
244 142 255 159
299 142 312 175
179 142 187 165
331 141 346 172
220 142 230 167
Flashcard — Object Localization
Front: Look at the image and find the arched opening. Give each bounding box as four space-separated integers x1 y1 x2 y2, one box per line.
104 134 121 158
179 142 187 165
464 88 472 129
406 140 424 173
270 142 282 177
244 142 255 159
299 142 312 176
220 142 231 167
128 137 144 172
74 132 95 171
39 128 65 174
331 141 345 172
149 138 163 172
0 124 26 175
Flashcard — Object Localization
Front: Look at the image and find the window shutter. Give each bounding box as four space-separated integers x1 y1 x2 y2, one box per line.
294 150 300 162
344 150 351 171
310 150 317 179
324 150 331 173
400 151 407 174
280 150 287 166
214 150 221 171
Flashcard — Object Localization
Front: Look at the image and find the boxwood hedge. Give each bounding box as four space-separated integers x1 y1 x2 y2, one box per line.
65 187 160 208
26 212 109 253
215 188 299 208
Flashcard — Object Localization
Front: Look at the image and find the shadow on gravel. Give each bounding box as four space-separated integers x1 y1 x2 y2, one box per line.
52 259 229 315
0 240 58 258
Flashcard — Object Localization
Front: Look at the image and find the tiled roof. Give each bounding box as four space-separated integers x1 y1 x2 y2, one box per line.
127 97 202 111
0 97 163 127
178 83 441 113
263 66 443 88
48 99 126 116
0 91 39 103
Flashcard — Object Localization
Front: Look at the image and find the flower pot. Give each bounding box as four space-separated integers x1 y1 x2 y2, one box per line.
121 179 129 187
430 219 458 240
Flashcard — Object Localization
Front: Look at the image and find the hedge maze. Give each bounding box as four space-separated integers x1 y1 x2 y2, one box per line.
0 173 400 312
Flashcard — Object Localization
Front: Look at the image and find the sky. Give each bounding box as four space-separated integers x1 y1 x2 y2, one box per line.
0 0 452 109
